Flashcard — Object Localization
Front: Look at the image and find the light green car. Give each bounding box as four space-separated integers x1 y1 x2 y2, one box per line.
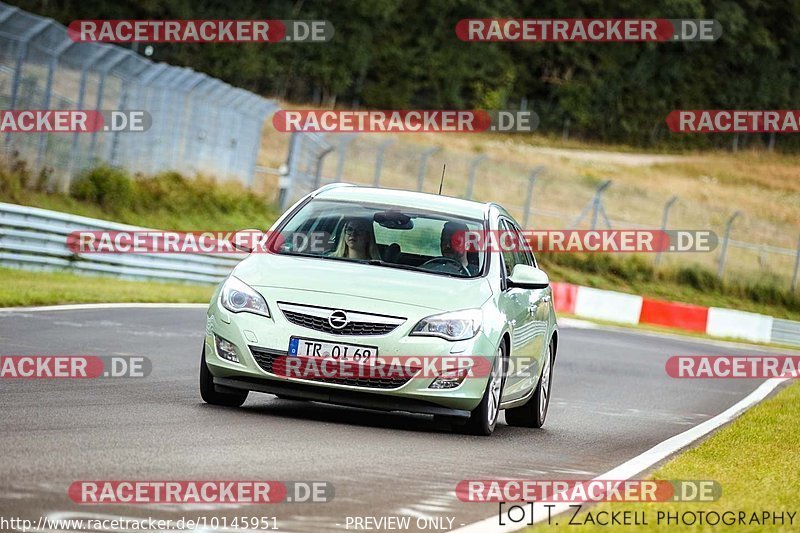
201 184 558 435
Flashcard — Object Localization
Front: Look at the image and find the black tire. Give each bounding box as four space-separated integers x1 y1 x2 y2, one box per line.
461 341 508 436
200 346 248 407
505 341 554 428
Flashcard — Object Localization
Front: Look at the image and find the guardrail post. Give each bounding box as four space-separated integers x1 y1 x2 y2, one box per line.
416 147 441 191
464 154 487 199
717 211 742 279
522 166 543 228
655 195 678 267
372 139 395 187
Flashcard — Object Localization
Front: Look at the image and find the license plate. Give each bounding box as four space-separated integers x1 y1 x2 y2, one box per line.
288 337 377 363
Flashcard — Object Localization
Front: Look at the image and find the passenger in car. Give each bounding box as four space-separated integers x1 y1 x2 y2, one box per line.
332 217 382 260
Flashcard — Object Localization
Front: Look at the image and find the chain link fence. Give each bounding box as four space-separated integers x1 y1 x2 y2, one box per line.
281 131 800 291
0 2 277 191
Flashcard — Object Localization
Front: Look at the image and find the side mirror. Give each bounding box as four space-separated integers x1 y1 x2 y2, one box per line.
231 229 266 253
507 264 549 289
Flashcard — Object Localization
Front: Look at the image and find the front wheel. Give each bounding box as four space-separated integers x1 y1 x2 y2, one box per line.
461 342 507 436
200 345 248 407
505 341 554 428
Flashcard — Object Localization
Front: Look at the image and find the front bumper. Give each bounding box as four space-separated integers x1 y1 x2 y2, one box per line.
204 295 496 414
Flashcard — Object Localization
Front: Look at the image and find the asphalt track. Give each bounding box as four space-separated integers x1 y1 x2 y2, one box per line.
0 307 784 532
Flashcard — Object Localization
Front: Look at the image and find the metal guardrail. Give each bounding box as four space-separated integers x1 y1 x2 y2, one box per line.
0 202 242 284
771 318 800 348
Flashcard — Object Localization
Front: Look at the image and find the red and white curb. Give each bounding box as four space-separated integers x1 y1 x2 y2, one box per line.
552 282 791 344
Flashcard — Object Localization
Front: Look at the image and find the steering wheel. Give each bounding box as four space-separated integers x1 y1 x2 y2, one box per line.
420 256 471 276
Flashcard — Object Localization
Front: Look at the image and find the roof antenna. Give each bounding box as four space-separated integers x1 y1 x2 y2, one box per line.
438 164 446 195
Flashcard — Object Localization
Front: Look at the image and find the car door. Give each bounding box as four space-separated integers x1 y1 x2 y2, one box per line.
511 220 550 383
497 218 538 401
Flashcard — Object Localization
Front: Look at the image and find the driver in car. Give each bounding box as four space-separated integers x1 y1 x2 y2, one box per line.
440 221 476 275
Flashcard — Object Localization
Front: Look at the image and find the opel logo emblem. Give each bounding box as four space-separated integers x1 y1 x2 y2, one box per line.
328 310 349 330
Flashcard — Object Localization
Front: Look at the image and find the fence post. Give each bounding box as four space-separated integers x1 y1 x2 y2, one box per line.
571 180 612 229
522 166 543 228
334 135 356 182
64 47 112 190
36 40 74 173
464 154 487 199
717 211 741 279
654 195 678 267
416 147 440 191
372 139 395 187
313 145 335 189
87 50 130 162
792 235 800 291
5 19 50 154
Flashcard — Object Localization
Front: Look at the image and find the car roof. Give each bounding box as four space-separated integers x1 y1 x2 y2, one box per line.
313 184 492 220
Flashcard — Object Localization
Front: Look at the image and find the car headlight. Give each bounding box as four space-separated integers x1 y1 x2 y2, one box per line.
411 309 481 341
220 276 270 317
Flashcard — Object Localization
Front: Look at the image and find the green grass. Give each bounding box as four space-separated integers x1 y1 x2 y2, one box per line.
0 267 213 307
1 162 278 231
531 381 800 532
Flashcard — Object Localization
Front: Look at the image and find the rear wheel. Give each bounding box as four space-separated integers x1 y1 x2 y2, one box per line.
462 342 507 436
505 341 553 428
200 346 248 407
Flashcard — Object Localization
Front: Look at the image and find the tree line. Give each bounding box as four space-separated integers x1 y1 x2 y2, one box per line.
17 0 800 150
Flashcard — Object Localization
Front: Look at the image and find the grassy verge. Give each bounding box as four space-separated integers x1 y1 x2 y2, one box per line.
1 161 278 231
0 268 213 307
532 381 800 532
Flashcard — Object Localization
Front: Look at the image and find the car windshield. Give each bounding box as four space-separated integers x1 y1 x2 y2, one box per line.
274 199 486 278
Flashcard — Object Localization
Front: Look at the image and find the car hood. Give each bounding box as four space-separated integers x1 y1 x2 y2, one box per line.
233 254 493 312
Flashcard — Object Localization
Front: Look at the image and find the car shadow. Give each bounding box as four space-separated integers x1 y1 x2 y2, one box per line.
197 395 499 436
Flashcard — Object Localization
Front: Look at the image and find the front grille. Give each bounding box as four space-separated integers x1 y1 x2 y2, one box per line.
277 302 405 336
249 346 413 390
282 310 398 336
